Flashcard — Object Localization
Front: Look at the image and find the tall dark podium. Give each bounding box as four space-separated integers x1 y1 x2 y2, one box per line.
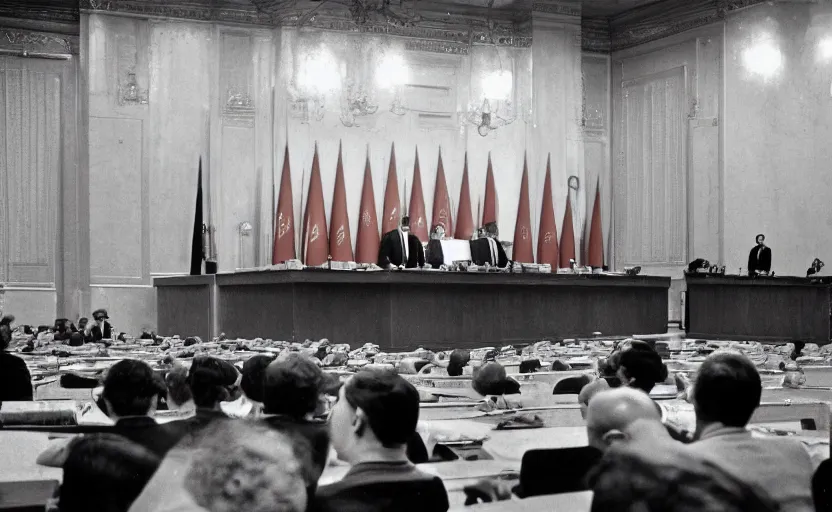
685 274 832 344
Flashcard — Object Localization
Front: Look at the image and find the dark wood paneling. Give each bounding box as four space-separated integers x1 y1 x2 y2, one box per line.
218 284 294 340
294 282 390 345
685 275 832 344
157 283 213 341
157 271 670 350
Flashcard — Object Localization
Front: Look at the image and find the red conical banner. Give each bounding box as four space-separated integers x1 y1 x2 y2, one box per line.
512 157 534 263
329 143 353 262
409 148 429 242
482 154 497 226
355 155 380 264
587 178 604 267
431 149 453 236
455 153 474 240
272 145 296 264
536 155 559 266
302 145 329 266
381 143 400 235
559 193 576 269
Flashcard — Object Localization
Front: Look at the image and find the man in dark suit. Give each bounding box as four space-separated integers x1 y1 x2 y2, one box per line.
377 216 425 269
86 309 114 343
469 222 508 268
100 359 187 456
425 225 446 269
316 369 449 512
747 234 771 275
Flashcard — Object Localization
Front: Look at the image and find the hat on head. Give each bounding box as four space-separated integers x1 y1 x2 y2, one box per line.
92 309 109 321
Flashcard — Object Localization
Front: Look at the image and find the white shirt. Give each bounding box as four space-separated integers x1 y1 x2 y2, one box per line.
399 228 409 263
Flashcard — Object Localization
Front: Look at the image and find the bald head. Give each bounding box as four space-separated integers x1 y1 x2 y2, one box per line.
585 387 664 451
578 378 609 420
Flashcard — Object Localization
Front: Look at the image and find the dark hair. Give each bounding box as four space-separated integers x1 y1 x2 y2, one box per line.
165 365 193 407
60 434 161 512
693 352 761 427
619 349 668 393
188 356 239 408
102 360 166 417
241 355 274 403
263 353 323 417
344 369 419 448
0 314 14 326
447 349 470 377
756 233 765 242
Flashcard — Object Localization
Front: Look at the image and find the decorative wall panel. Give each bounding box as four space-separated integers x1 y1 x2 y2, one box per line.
0 63 60 286
220 32 254 127
89 117 144 282
617 66 687 270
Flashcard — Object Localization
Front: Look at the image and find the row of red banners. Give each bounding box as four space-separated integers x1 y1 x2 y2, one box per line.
272 143 604 268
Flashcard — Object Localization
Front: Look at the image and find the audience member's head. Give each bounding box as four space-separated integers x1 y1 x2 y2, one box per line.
165 364 193 410
102 359 166 420
60 433 161 512
182 421 310 512
472 362 520 396
588 444 779 512
692 351 761 430
188 356 241 410
329 369 420 464
0 314 13 349
578 379 609 419
617 347 668 393
241 354 274 404
77 317 89 331
263 353 323 418
447 349 470 377
585 387 664 452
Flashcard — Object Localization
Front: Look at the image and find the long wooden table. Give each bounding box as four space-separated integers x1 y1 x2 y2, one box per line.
685 274 832 344
154 270 670 351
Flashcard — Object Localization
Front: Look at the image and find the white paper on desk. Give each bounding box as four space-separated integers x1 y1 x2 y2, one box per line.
440 240 472 265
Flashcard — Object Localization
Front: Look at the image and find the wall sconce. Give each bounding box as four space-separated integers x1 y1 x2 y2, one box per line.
119 72 148 105
462 98 516 137
340 82 379 127
742 37 782 79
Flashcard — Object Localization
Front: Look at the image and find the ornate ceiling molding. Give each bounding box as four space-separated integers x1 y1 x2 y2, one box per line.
79 0 275 26
80 0 532 48
0 27 78 54
531 1 581 18
582 16 610 52
609 0 770 52
0 2 79 25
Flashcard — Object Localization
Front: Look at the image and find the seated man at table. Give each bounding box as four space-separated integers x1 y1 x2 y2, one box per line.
101 359 187 456
0 314 33 401
425 224 446 269
688 352 814 512
469 222 508 268
378 215 425 269
585 387 778 512
316 369 449 512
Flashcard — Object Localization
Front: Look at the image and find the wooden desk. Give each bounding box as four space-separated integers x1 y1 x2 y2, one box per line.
685 274 831 344
156 270 670 351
